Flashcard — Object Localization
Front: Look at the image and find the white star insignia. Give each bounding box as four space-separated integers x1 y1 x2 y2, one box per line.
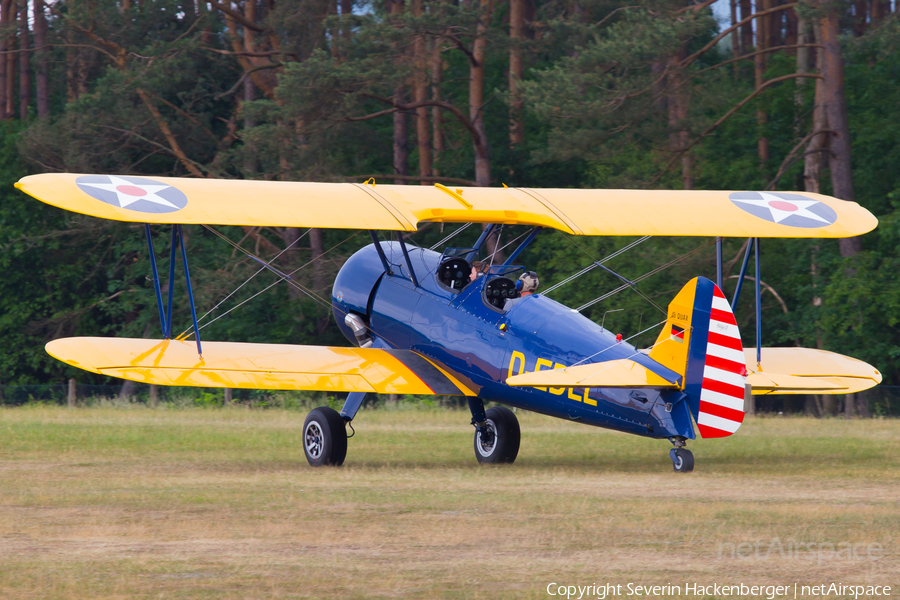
734 193 832 225
80 176 179 210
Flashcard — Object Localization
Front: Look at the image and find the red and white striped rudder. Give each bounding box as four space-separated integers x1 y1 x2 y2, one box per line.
696 285 747 438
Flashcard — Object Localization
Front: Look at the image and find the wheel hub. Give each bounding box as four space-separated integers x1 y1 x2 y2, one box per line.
305 421 323 459
475 419 498 457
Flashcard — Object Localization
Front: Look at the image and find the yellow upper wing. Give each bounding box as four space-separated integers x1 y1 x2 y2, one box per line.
46 337 476 396
16 173 877 238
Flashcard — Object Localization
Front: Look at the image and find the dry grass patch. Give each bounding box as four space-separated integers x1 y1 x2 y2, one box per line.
0 406 898 598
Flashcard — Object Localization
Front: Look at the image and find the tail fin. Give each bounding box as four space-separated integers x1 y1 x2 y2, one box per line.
650 277 747 438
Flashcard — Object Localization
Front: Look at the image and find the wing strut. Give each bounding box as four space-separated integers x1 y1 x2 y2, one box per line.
397 233 419 287
503 226 542 265
144 224 202 356
144 224 168 335
368 230 393 275
728 237 762 368
754 238 762 367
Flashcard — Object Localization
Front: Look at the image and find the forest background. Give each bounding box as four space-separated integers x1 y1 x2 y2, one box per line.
0 0 897 416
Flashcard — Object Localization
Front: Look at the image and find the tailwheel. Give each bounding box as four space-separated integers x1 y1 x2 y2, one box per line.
474 406 520 464
303 406 348 467
670 448 694 473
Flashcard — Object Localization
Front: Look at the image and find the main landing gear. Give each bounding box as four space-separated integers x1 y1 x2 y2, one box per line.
469 399 520 464
303 406 348 466
669 437 694 473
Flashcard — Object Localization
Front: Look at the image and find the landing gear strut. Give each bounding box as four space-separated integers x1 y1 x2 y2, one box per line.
668 437 694 473
469 398 520 464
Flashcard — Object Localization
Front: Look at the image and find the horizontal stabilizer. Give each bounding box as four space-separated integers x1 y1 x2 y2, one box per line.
506 359 679 389
46 337 476 396
17 173 876 238
746 348 881 395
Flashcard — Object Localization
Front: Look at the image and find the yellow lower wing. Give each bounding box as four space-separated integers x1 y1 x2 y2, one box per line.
506 359 678 389
505 348 880 397
746 347 881 395
46 337 475 396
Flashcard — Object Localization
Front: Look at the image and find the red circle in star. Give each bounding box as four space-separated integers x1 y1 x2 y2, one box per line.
768 200 797 211
116 185 147 197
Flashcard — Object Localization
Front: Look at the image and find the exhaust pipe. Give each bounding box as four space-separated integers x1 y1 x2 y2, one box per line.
344 313 373 348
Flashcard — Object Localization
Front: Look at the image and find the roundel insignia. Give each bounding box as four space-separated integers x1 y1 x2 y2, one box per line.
75 175 188 214
730 191 837 228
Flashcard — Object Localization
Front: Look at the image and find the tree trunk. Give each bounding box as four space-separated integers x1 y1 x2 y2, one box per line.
755 0 770 165
243 77 257 174
17 0 29 120
668 47 693 190
33 0 48 118
3 0 15 118
739 0 753 56
804 25 827 195
730 0 739 78
431 38 444 175
509 0 525 146
308 227 330 334
853 1 868 36
390 0 409 184
1 0 11 116
199 0 212 46
328 0 339 58
470 0 491 187
341 0 352 44
393 86 409 183
844 393 855 418
785 6 798 51
412 0 431 182
66 26 78 102
818 6 861 257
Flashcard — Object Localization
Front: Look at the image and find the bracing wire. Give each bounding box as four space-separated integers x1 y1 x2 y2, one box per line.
191 227 311 327
570 328 684 385
178 228 362 338
487 225 504 266
568 318 669 368
576 239 717 312
543 236 651 295
430 222 473 250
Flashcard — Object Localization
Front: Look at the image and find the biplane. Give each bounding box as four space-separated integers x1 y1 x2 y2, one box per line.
15 174 881 472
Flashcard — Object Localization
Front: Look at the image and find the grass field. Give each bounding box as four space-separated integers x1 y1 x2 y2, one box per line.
0 405 897 599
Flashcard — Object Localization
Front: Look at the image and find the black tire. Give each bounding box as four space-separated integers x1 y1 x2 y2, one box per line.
671 448 694 473
474 406 520 464
303 406 348 467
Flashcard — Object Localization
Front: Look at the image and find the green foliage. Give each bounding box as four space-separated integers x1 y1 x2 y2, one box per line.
0 0 898 391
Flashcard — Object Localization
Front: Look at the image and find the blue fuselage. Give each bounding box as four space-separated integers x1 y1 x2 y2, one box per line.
331 242 694 440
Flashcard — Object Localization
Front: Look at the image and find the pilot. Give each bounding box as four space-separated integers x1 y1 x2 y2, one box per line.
469 260 489 283
505 271 539 309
